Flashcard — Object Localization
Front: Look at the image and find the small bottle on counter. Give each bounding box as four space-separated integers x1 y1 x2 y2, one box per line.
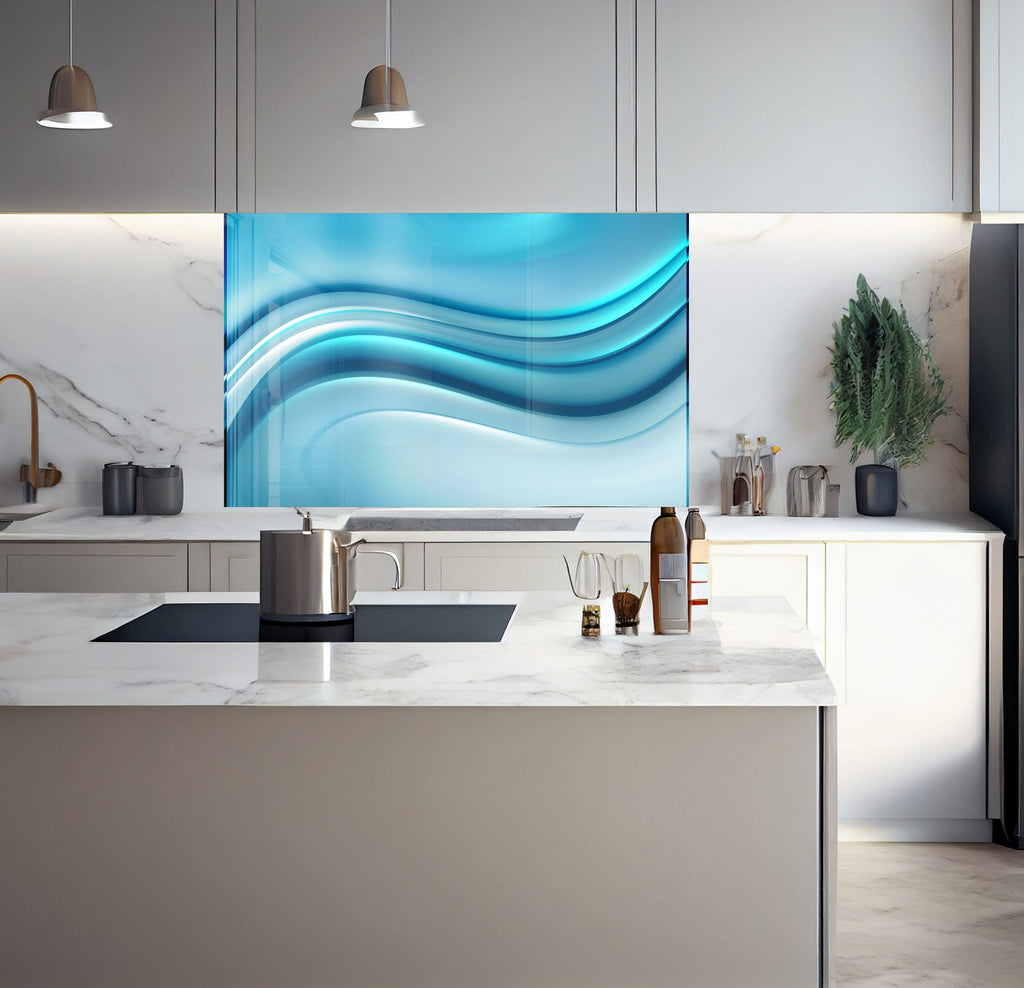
752 440 766 516
684 507 710 625
731 435 754 516
651 507 687 634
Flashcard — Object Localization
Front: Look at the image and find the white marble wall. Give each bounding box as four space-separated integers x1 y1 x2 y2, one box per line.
0 215 224 510
901 247 971 512
689 214 974 515
0 212 973 513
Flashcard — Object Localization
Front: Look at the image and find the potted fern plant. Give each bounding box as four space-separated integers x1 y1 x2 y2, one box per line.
828 274 947 515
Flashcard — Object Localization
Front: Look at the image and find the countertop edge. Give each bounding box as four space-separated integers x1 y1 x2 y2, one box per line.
0 507 1006 544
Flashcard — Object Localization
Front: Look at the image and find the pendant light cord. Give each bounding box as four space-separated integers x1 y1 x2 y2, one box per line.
384 0 391 107
69 0 74 66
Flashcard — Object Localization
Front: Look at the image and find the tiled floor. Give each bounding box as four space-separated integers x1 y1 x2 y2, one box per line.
837 843 1024 986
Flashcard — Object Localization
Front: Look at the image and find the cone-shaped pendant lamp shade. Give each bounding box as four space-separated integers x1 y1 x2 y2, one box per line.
37 64 111 129
351 65 423 128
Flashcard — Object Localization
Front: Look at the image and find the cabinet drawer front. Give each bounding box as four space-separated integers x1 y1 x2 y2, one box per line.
5 544 188 593
425 542 646 591
440 554 567 592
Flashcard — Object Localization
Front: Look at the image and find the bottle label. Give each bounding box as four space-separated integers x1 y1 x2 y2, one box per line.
658 553 687 581
658 577 688 632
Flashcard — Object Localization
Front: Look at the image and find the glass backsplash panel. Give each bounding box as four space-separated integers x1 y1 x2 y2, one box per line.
225 213 688 506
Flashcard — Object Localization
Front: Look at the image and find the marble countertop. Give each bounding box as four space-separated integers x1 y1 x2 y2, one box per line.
0 505 1004 544
0 590 836 708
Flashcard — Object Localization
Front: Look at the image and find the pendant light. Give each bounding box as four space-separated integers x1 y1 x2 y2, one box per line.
351 0 423 129
37 0 111 129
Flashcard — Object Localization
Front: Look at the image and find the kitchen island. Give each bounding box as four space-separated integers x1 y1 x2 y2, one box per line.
0 590 836 988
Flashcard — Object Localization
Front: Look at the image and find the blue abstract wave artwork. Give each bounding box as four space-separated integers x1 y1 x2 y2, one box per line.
225 213 689 507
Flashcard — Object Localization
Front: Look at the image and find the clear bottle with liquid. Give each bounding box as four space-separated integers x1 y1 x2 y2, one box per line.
651 506 688 634
752 437 768 516
731 434 754 516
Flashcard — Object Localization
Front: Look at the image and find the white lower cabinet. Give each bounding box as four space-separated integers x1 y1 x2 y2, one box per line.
422 542 648 592
709 543 825 658
0 543 188 593
836 541 990 841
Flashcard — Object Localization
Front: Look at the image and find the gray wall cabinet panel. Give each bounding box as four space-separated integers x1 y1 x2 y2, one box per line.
994 0 1024 209
214 0 238 212
0 0 215 211
250 0 617 212
656 0 969 212
976 0 1000 211
976 0 1024 211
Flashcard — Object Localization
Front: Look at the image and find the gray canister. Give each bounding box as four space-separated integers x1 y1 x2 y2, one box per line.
136 465 184 515
786 465 830 517
102 462 137 515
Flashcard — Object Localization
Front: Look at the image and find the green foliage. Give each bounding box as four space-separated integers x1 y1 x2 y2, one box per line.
828 274 947 467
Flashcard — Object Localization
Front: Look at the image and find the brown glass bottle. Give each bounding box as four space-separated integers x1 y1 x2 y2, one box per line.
650 506 687 634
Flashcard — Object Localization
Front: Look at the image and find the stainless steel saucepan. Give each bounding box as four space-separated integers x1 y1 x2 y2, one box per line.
260 509 402 619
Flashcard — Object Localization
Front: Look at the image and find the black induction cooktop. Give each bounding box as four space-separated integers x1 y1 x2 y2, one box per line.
93 602 516 644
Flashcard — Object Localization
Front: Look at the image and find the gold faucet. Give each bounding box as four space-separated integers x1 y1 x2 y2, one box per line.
0 373 61 503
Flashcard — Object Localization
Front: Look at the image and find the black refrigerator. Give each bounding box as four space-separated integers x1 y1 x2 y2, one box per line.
970 222 1024 848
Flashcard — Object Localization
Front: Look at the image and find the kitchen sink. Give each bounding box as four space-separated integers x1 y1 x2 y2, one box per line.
93 602 516 644
0 504 56 523
340 509 582 532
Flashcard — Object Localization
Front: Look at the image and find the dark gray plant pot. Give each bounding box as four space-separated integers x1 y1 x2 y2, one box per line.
855 464 899 516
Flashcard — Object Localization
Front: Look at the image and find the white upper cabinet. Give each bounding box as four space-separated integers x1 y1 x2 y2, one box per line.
977 0 1024 212
0 1 982 213
243 0 617 212
654 0 972 212
0 0 216 212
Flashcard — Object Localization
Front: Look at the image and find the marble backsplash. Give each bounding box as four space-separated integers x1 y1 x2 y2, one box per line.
0 212 974 514
0 214 224 510
688 213 974 515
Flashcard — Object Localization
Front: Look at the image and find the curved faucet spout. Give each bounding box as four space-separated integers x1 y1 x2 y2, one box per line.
0 374 60 503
